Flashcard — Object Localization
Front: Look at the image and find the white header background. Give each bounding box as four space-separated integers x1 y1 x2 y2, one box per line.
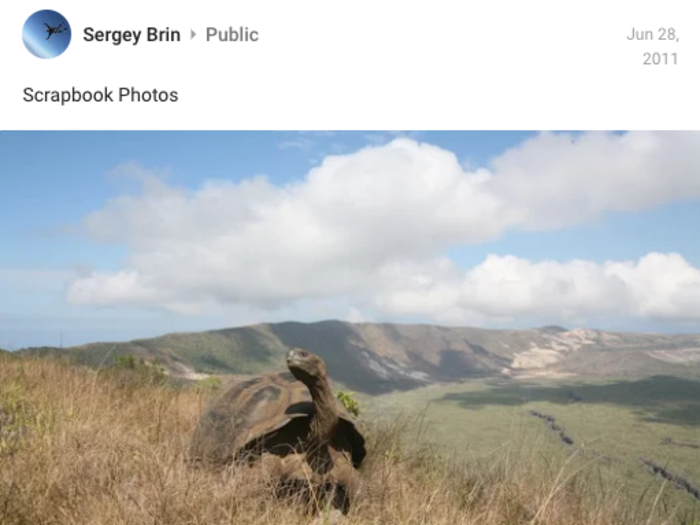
1 0 697 130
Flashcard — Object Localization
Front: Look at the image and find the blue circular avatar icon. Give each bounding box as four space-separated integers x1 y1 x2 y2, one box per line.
23 9 71 59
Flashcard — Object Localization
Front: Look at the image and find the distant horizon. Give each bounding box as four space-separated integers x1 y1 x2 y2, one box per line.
7 318 700 351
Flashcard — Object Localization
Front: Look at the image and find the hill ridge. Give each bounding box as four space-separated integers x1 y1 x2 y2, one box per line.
17 320 700 394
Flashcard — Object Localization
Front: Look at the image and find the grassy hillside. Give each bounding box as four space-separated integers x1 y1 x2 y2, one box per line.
17 321 700 395
367 375 700 518
0 356 694 525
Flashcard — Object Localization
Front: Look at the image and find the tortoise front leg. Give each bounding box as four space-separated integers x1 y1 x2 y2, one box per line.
326 450 359 515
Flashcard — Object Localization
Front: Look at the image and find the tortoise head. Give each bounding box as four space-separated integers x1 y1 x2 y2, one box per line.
286 348 327 385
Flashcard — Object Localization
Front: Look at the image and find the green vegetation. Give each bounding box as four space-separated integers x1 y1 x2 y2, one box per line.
336 390 361 416
194 376 223 394
18 326 290 377
366 375 700 518
103 353 168 388
0 380 45 456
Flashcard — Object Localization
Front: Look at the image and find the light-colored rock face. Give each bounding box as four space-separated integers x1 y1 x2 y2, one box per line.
514 370 578 379
511 348 563 369
510 329 598 372
363 350 431 381
170 360 211 381
565 328 599 342
646 349 700 364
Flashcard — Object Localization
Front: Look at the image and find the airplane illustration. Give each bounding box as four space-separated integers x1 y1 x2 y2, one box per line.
44 22 67 40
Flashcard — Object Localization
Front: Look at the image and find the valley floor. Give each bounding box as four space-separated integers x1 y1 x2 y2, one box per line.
366 375 700 519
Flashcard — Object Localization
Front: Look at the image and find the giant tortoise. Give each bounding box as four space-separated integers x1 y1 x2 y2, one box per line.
190 348 366 513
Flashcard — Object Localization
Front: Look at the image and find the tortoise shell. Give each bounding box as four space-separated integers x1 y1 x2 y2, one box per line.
190 371 366 468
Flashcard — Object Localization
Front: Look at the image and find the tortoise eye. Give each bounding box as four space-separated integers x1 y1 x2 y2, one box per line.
298 350 308 357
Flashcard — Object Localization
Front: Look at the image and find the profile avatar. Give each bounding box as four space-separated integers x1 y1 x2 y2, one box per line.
23 9 71 59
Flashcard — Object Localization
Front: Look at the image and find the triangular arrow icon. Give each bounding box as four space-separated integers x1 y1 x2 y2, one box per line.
191 29 196 39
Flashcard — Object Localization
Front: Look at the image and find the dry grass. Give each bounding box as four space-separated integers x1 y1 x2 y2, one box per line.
0 355 686 525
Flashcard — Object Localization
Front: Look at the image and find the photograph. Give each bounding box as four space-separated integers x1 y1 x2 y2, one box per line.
1 130 699 525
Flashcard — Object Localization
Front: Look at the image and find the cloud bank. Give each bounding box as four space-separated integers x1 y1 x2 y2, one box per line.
65 131 700 325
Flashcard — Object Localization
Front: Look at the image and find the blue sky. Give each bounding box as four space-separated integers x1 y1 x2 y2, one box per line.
1 131 700 348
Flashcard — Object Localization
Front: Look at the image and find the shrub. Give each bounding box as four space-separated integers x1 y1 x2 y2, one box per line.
105 353 168 388
194 376 223 395
336 390 360 417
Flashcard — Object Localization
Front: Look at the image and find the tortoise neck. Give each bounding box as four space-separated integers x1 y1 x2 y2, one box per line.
307 375 339 443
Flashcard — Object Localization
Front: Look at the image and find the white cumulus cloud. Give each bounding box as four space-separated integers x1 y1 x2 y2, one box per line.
374 253 700 324
65 132 700 325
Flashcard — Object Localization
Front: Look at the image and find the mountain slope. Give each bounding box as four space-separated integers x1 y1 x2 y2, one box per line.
17 321 700 394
